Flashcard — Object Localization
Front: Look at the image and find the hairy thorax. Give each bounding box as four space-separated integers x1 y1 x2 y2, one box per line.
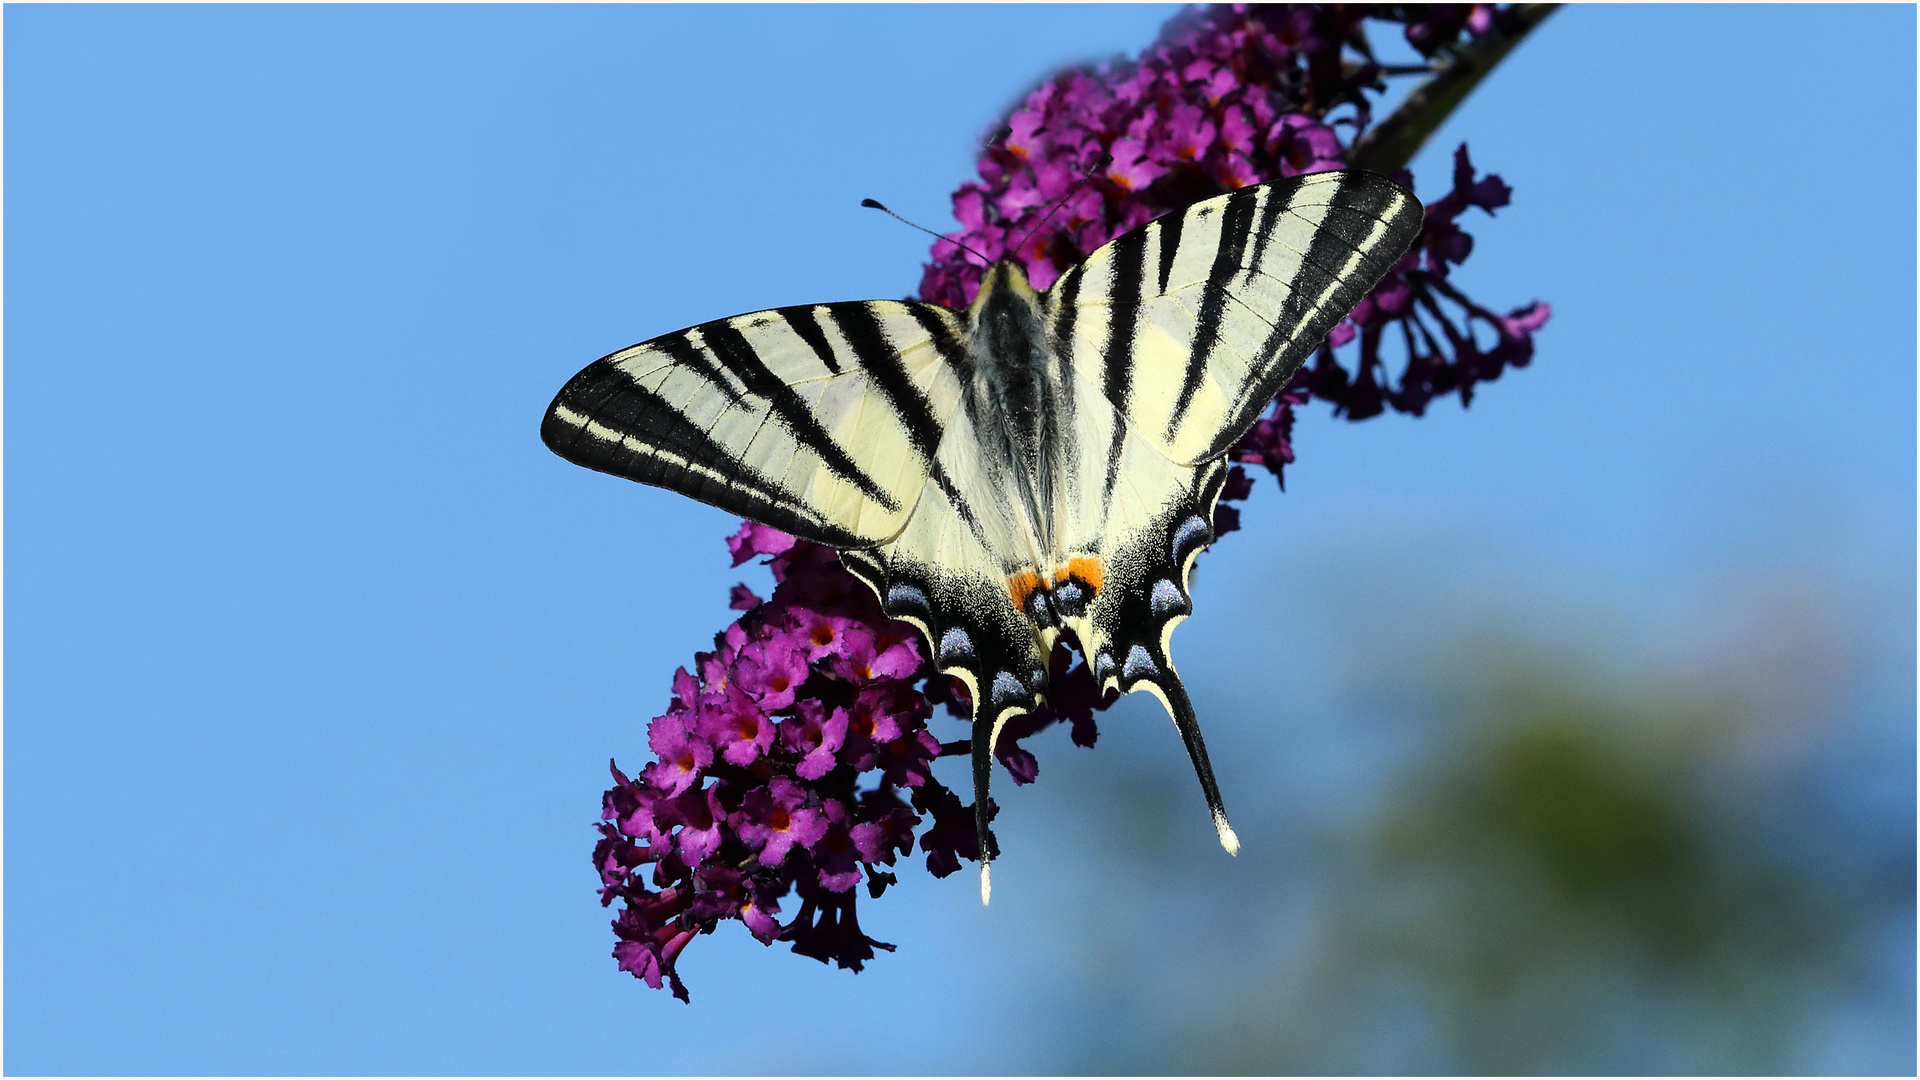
964 262 1062 562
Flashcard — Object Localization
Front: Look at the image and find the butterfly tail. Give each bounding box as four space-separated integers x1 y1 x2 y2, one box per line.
972 712 995 904
1143 674 1239 856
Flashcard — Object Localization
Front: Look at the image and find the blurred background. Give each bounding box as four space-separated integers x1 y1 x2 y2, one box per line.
7 4 1912 1075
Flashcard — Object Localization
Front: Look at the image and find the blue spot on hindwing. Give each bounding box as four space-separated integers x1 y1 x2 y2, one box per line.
1123 644 1156 681
886 582 928 613
991 670 1024 705
1172 515 1210 558
1150 579 1186 617
1024 588 1057 627
939 626 974 664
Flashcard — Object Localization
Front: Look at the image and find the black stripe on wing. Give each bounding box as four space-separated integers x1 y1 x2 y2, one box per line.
1155 209 1184 296
925 461 995 553
1243 176 1295 280
776 305 843 375
1099 225 1150 516
541 356 866 548
1166 188 1261 440
906 304 975 382
654 330 750 409
1049 262 1083 367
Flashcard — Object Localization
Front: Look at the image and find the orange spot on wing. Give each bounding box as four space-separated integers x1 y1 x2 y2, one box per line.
1007 570 1043 610
1065 556 1104 592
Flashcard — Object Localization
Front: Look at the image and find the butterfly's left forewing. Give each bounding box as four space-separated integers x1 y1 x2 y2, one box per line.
1057 170 1423 466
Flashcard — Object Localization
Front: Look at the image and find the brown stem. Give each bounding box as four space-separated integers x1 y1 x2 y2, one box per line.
1347 4 1561 174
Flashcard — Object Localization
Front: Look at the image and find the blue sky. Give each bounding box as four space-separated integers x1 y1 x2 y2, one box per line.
7 5 1913 1074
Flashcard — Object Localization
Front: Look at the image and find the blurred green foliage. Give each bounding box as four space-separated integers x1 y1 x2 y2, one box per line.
1026 635 1903 1075
1344 669 1847 1073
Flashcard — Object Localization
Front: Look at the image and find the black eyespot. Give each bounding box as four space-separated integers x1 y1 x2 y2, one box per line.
1052 579 1087 618
1024 588 1057 627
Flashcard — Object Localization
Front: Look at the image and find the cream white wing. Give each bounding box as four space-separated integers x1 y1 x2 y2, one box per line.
1049 170 1423 466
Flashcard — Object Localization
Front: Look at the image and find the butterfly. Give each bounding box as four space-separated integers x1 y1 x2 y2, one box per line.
543 169 1423 902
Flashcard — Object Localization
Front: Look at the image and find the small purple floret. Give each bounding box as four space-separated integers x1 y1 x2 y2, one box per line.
780 699 850 780
727 521 798 567
736 777 829 867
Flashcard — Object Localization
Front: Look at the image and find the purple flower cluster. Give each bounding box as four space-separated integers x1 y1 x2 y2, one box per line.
918 4 1370 309
599 4 1550 998
596 524 1107 1000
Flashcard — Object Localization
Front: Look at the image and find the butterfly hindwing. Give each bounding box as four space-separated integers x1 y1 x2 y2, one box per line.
1034 355 1241 853
839 383 1058 865
542 300 970 547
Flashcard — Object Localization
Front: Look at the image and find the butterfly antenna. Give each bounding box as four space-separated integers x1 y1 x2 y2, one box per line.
1008 151 1112 258
861 198 989 265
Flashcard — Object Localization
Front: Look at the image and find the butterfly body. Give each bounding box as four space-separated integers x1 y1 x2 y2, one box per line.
543 170 1423 897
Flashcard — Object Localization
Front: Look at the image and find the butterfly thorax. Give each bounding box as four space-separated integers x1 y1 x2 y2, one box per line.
964 262 1065 565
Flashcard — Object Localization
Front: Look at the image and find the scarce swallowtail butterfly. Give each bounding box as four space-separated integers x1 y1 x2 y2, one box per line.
543 170 1423 902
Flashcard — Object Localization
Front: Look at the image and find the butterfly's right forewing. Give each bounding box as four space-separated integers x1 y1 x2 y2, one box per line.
542 300 970 548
